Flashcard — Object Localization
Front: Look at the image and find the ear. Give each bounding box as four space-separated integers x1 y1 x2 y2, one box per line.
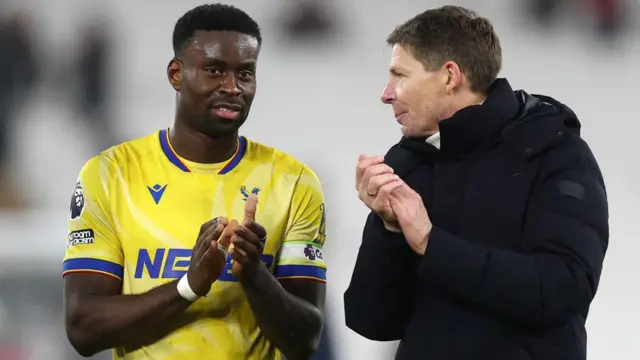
167 58 182 91
442 61 462 93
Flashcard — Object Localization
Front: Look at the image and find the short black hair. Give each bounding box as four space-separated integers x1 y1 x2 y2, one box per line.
172 4 262 57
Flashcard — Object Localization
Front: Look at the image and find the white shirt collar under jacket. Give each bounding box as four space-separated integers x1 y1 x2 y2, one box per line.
426 100 483 150
425 132 441 149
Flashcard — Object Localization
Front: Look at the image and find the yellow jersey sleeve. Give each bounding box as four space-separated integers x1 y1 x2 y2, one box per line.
62 154 124 280
274 166 327 283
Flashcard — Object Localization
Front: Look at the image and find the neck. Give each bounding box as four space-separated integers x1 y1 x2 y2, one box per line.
430 91 487 135
443 90 488 120
169 122 238 164
472 92 487 105
460 90 487 108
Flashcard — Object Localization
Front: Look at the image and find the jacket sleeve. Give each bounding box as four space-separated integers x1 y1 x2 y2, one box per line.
344 213 420 340
418 136 608 327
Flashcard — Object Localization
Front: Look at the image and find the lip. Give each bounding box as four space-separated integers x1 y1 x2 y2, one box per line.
211 107 242 120
211 102 243 111
395 112 408 124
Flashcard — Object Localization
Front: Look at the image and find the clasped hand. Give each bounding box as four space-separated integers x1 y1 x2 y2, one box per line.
356 154 432 255
187 194 267 296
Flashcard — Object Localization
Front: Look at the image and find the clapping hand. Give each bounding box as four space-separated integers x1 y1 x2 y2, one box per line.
355 154 403 232
355 154 433 254
229 194 267 280
387 182 433 255
186 217 230 297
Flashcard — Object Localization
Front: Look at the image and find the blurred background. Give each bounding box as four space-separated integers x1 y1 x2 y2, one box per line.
0 0 638 359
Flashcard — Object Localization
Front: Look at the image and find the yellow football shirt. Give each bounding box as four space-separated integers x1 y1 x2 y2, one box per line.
63 129 328 360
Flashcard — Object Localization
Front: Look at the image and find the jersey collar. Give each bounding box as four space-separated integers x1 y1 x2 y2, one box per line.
158 129 247 174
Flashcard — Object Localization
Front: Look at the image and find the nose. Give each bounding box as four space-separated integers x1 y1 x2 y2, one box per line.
380 82 395 104
220 73 241 96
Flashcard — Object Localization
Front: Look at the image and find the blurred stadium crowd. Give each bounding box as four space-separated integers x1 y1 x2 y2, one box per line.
0 0 637 359
0 1 631 208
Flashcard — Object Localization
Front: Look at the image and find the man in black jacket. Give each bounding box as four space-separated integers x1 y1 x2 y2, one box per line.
343 6 608 360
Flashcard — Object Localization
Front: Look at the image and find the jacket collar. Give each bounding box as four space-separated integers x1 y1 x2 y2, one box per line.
438 78 519 155
400 78 520 158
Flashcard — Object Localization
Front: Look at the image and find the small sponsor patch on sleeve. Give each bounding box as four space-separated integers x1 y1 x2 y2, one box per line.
67 229 96 248
558 180 585 200
70 180 85 220
274 241 327 282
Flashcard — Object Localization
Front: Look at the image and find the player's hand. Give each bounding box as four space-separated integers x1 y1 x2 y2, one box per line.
230 194 267 281
356 154 402 231
186 217 230 297
388 182 433 255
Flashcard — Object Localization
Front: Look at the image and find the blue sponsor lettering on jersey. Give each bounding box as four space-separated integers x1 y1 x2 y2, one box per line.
134 248 274 281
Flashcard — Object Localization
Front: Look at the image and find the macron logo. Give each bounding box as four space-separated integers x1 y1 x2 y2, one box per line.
147 184 167 205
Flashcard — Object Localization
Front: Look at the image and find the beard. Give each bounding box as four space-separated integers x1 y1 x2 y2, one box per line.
190 108 249 139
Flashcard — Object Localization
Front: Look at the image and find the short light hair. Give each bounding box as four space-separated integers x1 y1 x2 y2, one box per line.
387 6 502 92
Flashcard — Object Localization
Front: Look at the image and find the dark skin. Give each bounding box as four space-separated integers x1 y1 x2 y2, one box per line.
64 219 230 356
64 30 325 360
231 195 326 360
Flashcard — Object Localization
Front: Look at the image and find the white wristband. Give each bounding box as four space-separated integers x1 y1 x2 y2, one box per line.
177 274 200 302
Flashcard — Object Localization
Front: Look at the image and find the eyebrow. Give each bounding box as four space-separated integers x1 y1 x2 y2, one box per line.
203 57 257 70
203 58 227 66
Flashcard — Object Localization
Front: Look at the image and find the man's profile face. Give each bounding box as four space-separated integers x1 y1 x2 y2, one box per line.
381 45 448 138
174 30 260 138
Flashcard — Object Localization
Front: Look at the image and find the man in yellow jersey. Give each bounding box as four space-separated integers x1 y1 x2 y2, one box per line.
62 4 327 360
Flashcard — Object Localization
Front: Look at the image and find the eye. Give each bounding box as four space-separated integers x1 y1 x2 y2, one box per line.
390 69 404 79
206 68 222 76
238 70 254 80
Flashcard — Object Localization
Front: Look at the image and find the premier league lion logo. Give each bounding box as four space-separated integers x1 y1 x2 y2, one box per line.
303 244 323 261
70 181 85 220
304 244 316 261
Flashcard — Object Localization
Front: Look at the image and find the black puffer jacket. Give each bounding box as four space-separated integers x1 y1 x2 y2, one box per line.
344 79 608 360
